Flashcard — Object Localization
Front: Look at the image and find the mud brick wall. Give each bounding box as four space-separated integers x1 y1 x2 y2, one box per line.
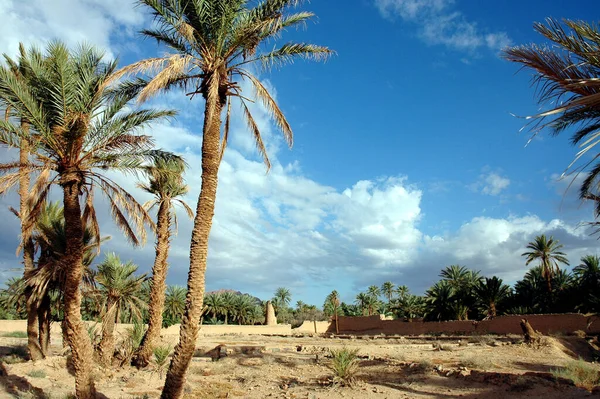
331 314 600 336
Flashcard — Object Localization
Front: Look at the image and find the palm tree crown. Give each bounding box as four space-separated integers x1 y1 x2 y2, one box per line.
96 253 147 324
118 0 333 168
522 234 569 291
503 19 600 226
0 41 174 244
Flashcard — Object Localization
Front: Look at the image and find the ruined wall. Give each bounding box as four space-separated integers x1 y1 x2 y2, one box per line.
0 320 292 337
331 313 600 336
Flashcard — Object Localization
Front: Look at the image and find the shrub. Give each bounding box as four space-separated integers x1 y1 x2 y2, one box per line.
552 359 600 391
329 347 360 387
153 345 172 378
27 369 46 378
2 331 27 338
115 321 146 367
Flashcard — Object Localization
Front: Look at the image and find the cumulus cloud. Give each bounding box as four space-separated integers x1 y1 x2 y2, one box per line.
0 0 144 58
374 0 511 53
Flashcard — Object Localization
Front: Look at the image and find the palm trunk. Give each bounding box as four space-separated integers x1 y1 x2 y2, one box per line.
19 133 43 361
134 200 172 368
161 98 224 399
62 178 96 399
61 317 69 348
98 298 117 366
38 293 51 356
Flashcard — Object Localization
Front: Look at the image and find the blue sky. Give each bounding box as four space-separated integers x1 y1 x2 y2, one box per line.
1 0 600 306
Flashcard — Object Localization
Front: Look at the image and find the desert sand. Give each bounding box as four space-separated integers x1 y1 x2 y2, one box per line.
0 320 598 398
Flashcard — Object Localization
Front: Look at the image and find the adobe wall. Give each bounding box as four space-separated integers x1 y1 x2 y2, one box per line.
292 320 330 334
332 313 600 336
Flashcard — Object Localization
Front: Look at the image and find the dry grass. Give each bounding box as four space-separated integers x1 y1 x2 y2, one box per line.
468 335 494 346
410 359 433 373
552 359 600 391
26 369 47 378
459 355 494 370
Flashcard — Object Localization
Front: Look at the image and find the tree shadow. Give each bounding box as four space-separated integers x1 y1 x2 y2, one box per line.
0 362 48 399
511 361 556 373
555 337 600 361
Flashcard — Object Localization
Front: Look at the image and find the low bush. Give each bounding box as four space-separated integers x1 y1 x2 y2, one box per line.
329 347 360 387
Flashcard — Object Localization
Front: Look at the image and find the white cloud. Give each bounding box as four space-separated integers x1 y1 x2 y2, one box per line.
0 0 144 58
481 172 510 195
0 1 594 306
374 0 511 53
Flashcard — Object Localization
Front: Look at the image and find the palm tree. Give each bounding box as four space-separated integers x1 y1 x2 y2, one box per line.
395 294 425 322
522 235 569 291
425 280 456 321
274 287 292 310
0 42 173 398
2 43 41 360
381 281 395 304
323 290 341 334
232 294 256 325
474 277 511 318
355 293 369 316
117 2 332 396
503 19 600 227
96 253 147 365
134 157 193 368
396 285 409 300
221 292 237 324
204 292 225 320
367 285 381 300
163 286 187 326
440 265 481 320
574 255 600 282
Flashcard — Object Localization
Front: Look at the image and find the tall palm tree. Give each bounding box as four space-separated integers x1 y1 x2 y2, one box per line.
163 286 187 326
0 42 173 398
381 281 395 304
522 235 569 292
324 290 341 334
134 157 193 368
367 285 381 300
96 253 147 365
474 276 511 318
2 43 41 360
118 2 332 396
355 292 370 316
274 287 292 310
503 19 600 227
396 285 409 300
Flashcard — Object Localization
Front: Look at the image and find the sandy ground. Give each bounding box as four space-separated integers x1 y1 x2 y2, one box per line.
1 328 599 398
